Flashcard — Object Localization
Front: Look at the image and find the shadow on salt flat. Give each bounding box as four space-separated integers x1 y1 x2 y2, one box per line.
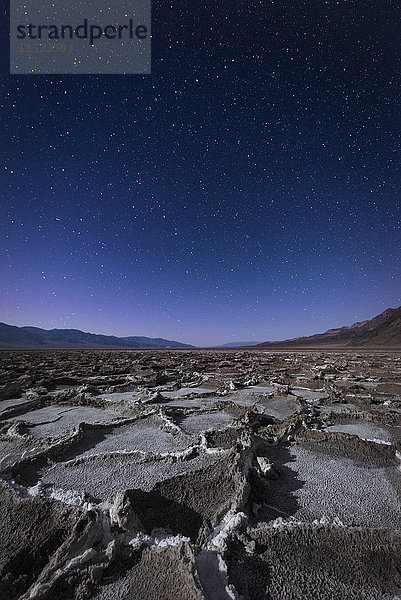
5 405 122 437
0 397 33 413
73 417 195 459
165 397 208 409
99 391 144 403
237 385 276 394
255 395 299 420
40 450 226 502
265 442 401 530
327 421 401 444
217 391 299 420
177 411 234 434
319 402 363 415
291 388 329 402
161 386 218 399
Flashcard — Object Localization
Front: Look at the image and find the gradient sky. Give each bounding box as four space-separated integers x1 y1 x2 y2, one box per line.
1 1 400 346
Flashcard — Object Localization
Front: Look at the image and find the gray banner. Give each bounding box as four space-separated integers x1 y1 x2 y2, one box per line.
10 0 151 74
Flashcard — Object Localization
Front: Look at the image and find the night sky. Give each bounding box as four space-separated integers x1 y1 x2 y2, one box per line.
1 1 400 346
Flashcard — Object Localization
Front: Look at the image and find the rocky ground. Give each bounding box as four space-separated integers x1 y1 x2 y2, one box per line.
0 349 400 600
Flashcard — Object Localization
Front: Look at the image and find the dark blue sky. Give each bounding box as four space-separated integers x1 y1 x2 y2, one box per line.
1 1 400 346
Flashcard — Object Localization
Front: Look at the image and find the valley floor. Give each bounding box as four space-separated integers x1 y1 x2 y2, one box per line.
0 349 400 600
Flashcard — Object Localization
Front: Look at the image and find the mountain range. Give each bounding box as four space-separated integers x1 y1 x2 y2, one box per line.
0 323 193 349
1 306 400 349
258 306 401 348
220 341 262 347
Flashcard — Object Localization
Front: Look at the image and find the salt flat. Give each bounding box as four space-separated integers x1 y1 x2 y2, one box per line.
0 349 400 600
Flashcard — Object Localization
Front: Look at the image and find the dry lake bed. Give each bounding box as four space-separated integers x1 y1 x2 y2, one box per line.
0 349 400 599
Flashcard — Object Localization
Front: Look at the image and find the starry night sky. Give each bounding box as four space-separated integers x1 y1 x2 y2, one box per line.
1 1 400 346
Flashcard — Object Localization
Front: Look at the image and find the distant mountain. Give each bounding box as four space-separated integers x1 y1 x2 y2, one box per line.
258 306 401 348
220 341 262 347
0 323 194 349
